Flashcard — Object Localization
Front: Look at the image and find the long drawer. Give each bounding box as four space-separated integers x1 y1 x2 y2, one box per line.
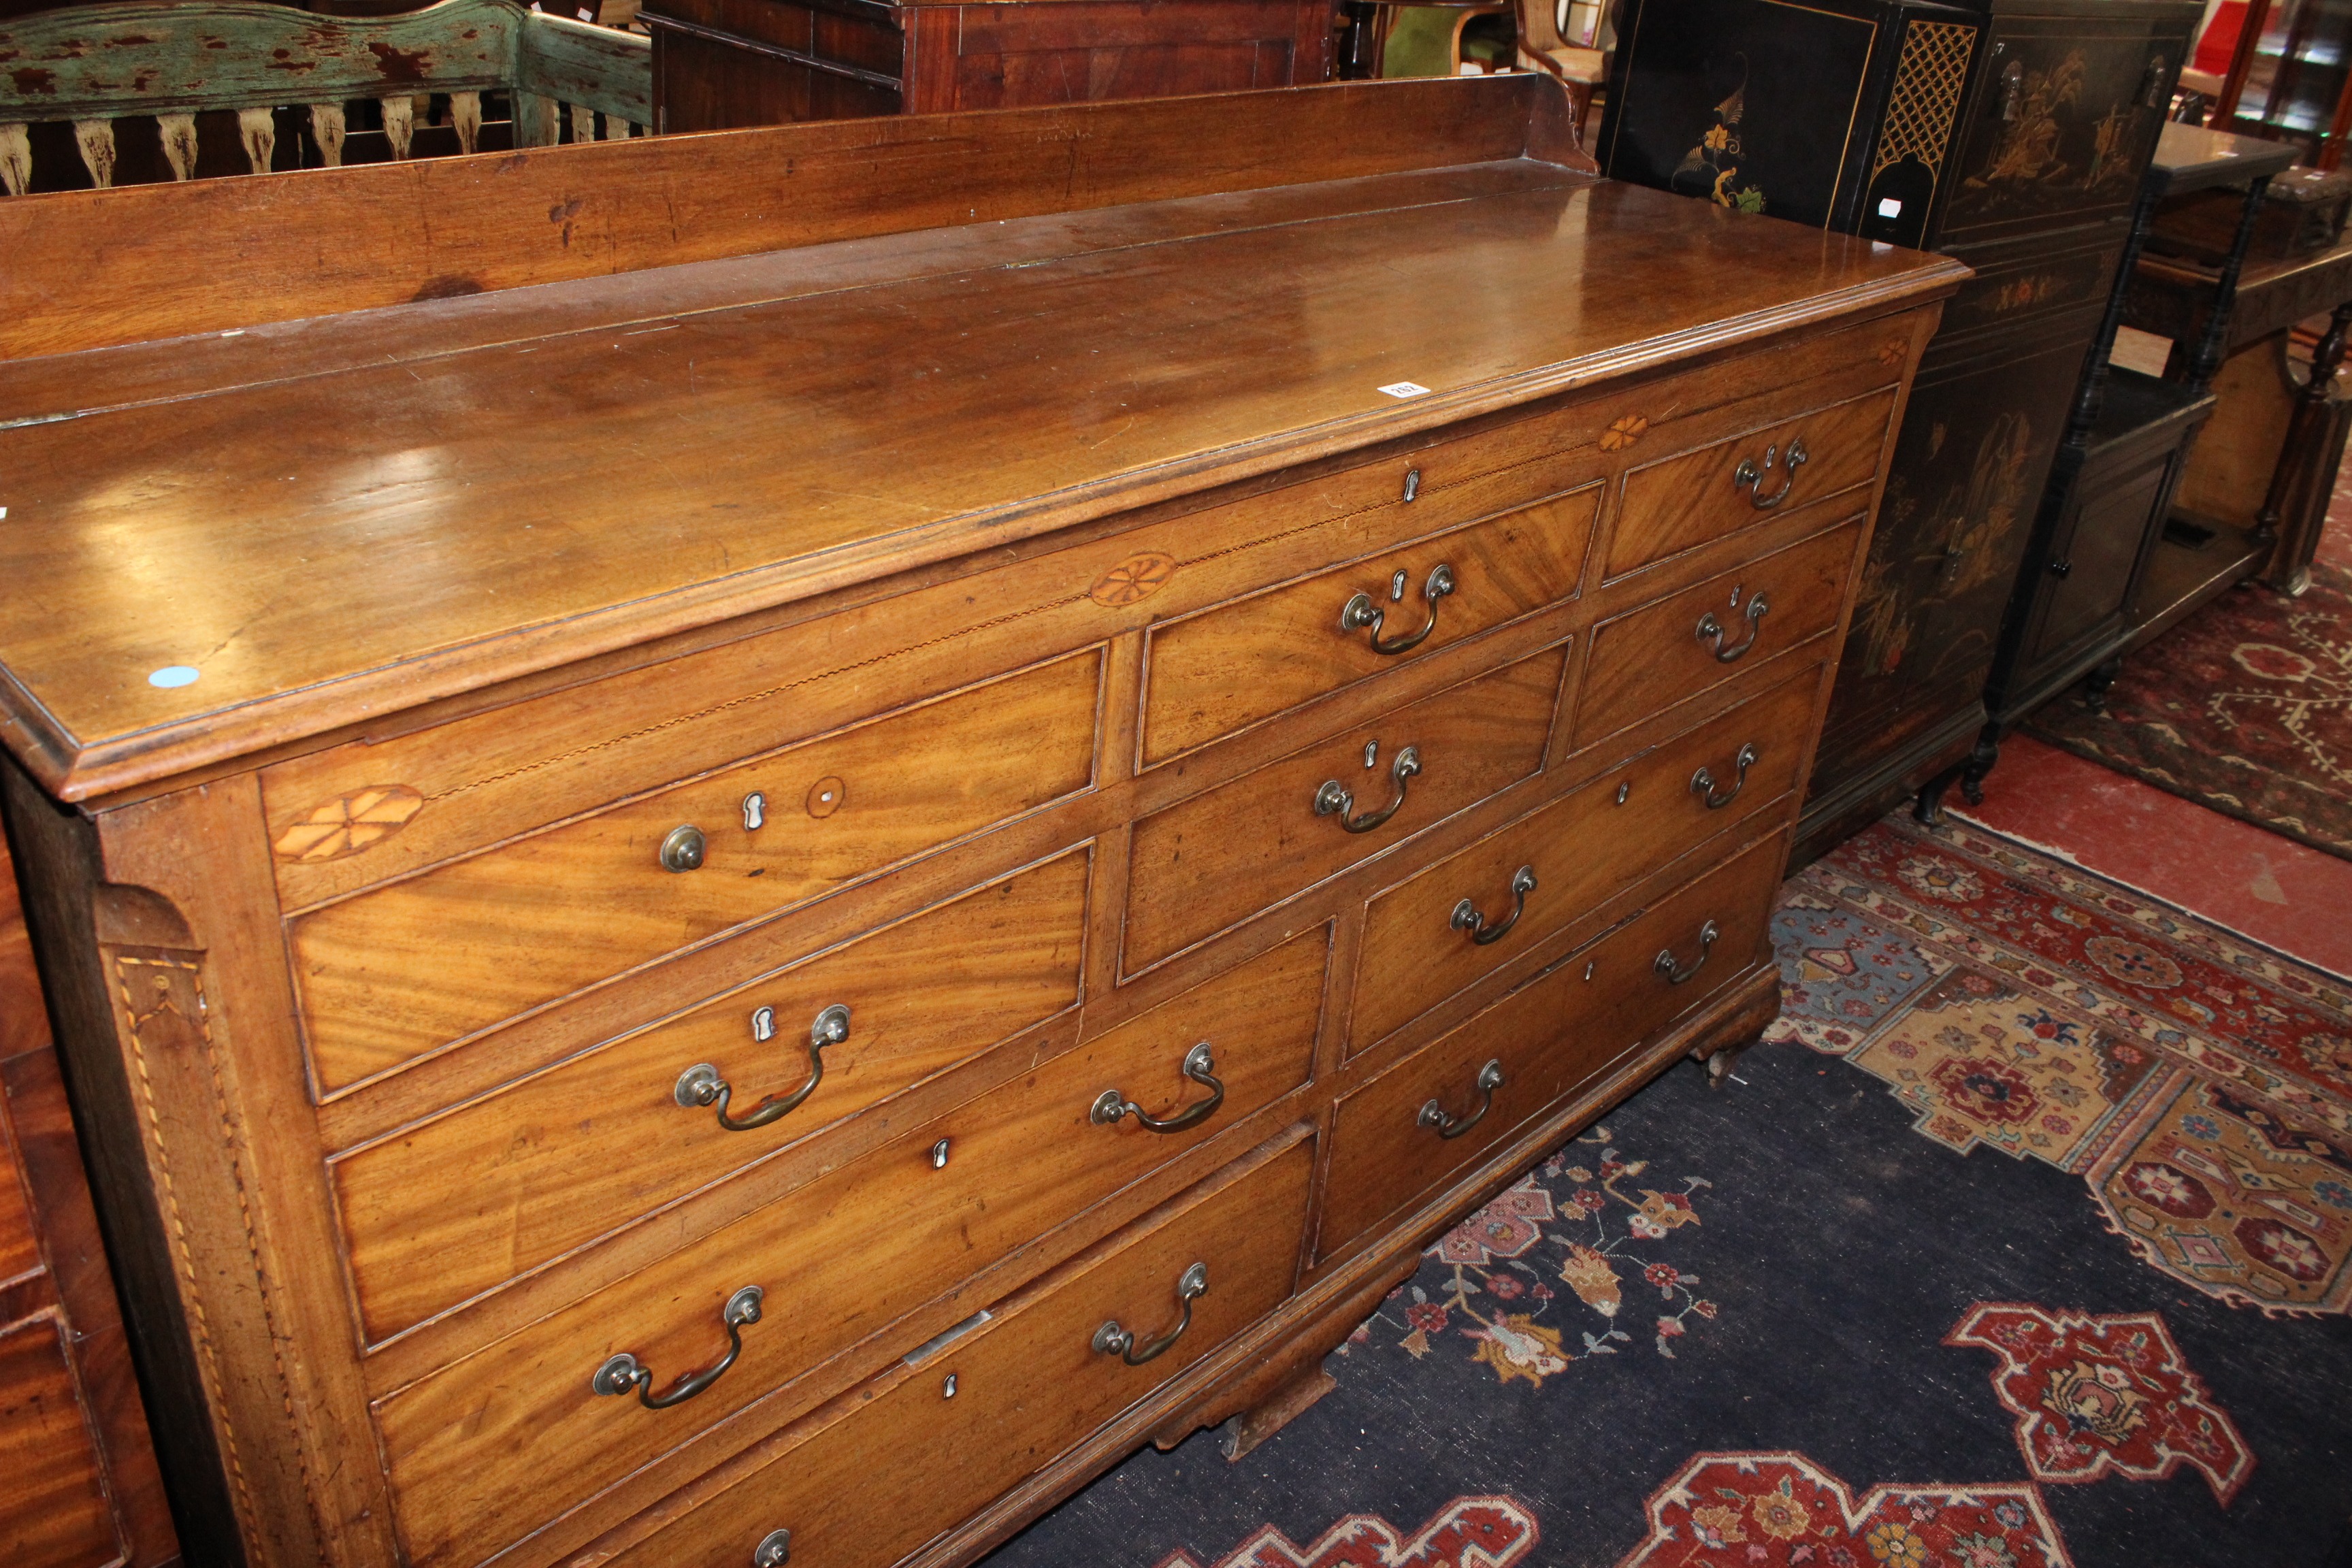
1575 521 1860 751
290 647 1104 1095
1350 664 1819 1050
331 851 1090 1344
1139 479 1599 766
1123 644 1566 976
594 1130 1316 1568
1317 827 1788 1264
370 927 1326 1568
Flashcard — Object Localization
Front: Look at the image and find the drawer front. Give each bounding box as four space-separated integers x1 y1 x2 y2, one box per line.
332 851 1091 1345
372 928 1326 1568
1123 645 1566 977
1351 663 1820 1050
1318 828 1788 1264
1139 480 1599 765
598 1133 1316 1568
1608 388 1896 581
293 648 1102 1096
1576 522 1858 751
0 1316 121 1568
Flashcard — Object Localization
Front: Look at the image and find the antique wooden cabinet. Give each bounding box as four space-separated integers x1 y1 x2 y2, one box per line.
643 0 1331 132
0 826 179 1565
1918 122 2294 811
1599 0 2198 857
0 77 1959 1568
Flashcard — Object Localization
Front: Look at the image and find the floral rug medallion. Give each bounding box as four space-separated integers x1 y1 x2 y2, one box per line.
1613 1453 2072 1567
1945 1303 2255 1503
1152 1497 1539 1568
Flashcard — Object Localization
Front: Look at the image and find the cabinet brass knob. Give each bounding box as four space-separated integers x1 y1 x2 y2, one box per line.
658 823 707 872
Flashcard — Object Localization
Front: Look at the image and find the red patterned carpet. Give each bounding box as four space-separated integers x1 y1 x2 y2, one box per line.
2022 564 2352 861
1776 817 2352 1316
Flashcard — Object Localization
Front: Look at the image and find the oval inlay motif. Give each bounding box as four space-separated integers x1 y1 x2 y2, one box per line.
1089 552 1177 607
272 785 425 862
806 775 847 819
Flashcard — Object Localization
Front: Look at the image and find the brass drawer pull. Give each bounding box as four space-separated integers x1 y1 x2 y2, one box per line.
1091 1041 1224 1133
1315 745 1420 834
1733 436 1806 509
1419 1058 1503 1140
753 1529 793 1566
674 1003 851 1132
658 823 708 872
1340 563 1456 655
1654 919 1721 985
1093 1261 1209 1366
1451 865 1537 945
1689 743 1759 810
1695 592 1768 662
592 1284 764 1409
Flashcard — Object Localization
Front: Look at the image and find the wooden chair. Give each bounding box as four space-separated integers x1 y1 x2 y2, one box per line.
0 0 650 195
1513 0 1606 133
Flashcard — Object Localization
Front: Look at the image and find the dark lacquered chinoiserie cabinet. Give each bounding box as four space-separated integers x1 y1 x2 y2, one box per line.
1601 0 2200 859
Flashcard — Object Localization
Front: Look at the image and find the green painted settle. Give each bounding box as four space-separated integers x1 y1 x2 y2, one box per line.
0 0 648 125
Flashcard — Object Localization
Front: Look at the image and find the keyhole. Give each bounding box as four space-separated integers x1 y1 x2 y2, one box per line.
943 1373 958 1399
741 791 766 832
751 1006 777 1043
1615 781 1631 805
931 1137 951 1169
1729 585 1743 608
1389 569 1408 603
1363 741 1379 770
1584 960 1597 981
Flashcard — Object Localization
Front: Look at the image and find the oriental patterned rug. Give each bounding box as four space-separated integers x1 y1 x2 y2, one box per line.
980 817 2352 1568
2021 564 2352 862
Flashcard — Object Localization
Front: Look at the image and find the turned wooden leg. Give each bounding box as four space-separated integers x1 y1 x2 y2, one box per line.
1958 732 2001 806
2257 299 2351 583
1915 766 1959 824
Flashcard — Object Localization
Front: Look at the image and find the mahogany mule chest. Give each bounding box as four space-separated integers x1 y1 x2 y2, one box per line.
0 76 1963 1568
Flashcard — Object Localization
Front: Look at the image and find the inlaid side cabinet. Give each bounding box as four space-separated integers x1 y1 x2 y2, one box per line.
0 79 1961 1568
0 827 179 1563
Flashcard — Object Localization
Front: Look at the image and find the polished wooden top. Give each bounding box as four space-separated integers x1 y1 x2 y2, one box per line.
0 79 1963 803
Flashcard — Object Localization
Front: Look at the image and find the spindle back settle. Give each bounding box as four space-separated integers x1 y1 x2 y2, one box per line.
0 71 1581 361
